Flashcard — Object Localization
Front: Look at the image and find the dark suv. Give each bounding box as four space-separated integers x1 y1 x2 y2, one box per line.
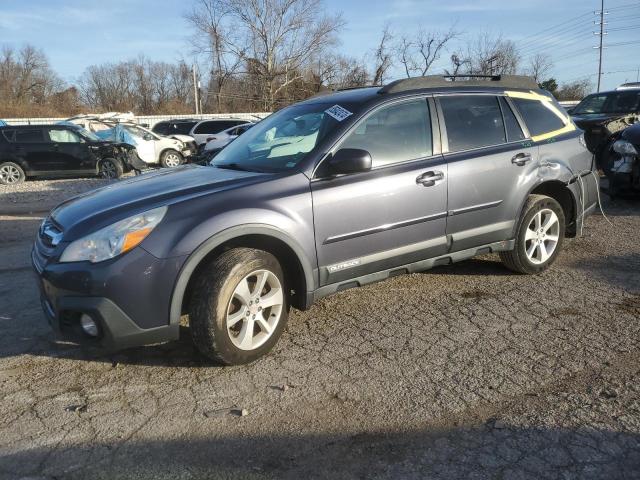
33 75 598 365
0 124 137 184
569 88 640 162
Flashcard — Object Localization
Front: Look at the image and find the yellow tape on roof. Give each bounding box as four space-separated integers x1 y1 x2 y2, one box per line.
505 90 576 142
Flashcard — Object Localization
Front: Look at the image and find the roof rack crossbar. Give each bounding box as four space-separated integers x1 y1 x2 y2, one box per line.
378 75 539 94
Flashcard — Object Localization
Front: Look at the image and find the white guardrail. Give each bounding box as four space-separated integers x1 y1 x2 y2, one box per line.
2 112 272 128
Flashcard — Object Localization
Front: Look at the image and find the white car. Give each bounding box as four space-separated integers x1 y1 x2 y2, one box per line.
203 123 254 153
65 113 194 168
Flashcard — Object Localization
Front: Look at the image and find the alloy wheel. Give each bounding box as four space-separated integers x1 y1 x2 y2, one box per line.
100 160 117 179
226 269 284 351
525 208 560 265
0 165 21 184
164 153 181 167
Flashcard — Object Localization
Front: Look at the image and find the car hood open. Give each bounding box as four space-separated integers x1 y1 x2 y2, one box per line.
50 164 269 240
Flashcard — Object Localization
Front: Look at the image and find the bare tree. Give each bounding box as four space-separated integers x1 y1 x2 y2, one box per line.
220 0 344 110
0 44 69 117
396 26 458 78
465 33 520 75
526 53 553 84
372 24 393 85
185 0 244 112
444 53 471 78
557 78 592 101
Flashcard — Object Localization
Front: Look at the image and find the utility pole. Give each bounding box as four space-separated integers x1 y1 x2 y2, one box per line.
594 0 608 92
192 64 200 115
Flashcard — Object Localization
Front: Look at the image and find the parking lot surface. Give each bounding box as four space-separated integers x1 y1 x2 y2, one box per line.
0 178 639 479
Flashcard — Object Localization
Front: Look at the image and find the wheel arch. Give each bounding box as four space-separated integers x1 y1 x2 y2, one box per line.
170 225 315 329
526 180 578 237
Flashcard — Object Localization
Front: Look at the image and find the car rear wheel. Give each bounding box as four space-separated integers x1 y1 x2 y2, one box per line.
160 150 183 168
0 162 26 185
99 158 123 179
189 248 289 365
500 194 565 274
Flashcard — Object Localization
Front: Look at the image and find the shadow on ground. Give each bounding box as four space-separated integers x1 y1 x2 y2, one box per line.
1 425 638 479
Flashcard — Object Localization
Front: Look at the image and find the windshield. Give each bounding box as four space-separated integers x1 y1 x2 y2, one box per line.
210 103 351 172
573 91 640 115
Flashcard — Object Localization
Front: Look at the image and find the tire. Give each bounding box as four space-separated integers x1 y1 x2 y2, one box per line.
500 194 565 274
189 248 289 365
99 158 123 179
0 162 26 185
160 149 183 168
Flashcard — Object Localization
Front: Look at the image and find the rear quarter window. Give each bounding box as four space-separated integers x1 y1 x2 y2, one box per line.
1 129 15 142
512 98 566 137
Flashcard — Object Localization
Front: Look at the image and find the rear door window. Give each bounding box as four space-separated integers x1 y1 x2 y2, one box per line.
340 99 432 167
440 95 506 152
499 97 525 142
14 129 44 143
512 98 566 137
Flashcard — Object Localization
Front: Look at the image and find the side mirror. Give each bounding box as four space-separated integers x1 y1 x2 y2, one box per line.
143 133 154 141
565 107 575 115
324 148 372 176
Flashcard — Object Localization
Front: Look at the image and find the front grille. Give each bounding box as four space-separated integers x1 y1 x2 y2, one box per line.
33 217 63 271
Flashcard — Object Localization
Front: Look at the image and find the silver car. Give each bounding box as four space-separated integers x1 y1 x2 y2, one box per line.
33 75 598 365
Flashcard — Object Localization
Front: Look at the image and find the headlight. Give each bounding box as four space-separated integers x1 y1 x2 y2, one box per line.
60 206 167 263
613 140 638 155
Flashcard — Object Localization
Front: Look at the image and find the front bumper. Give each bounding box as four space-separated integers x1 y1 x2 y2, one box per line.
32 245 186 350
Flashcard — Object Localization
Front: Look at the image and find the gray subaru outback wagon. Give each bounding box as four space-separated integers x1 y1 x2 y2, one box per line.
33 75 599 365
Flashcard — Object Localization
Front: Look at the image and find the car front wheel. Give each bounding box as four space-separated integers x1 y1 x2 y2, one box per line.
160 150 183 168
500 194 565 274
189 248 289 365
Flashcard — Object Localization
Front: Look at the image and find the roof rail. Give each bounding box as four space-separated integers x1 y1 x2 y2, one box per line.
379 75 539 94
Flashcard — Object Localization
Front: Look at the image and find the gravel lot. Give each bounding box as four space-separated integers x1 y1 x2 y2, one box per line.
0 177 639 479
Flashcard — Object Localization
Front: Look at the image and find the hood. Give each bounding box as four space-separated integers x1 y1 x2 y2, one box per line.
621 121 640 145
168 134 195 143
572 113 627 128
50 164 269 240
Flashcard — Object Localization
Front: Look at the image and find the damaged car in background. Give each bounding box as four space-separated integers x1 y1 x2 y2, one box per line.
65 113 196 168
569 87 640 169
601 121 640 197
0 123 139 184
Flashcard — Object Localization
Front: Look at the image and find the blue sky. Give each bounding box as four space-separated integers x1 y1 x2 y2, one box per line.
0 0 638 92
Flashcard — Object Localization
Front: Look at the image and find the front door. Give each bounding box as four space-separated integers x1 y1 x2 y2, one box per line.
311 97 448 286
437 94 537 251
45 127 93 173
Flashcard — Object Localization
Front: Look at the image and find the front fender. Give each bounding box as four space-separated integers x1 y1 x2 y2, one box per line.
167 223 317 328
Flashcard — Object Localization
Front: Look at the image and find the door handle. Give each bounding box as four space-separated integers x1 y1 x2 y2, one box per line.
416 171 444 187
511 152 532 166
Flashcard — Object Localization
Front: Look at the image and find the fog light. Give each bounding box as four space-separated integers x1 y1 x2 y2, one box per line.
80 314 99 337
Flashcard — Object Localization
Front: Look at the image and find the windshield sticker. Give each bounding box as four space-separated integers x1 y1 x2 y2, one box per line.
325 105 353 122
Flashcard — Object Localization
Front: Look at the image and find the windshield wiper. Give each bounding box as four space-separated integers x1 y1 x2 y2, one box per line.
214 163 262 173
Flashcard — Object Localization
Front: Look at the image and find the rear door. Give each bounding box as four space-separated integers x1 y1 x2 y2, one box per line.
11 128 53 173
311 97 449 286
438 94 537 251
